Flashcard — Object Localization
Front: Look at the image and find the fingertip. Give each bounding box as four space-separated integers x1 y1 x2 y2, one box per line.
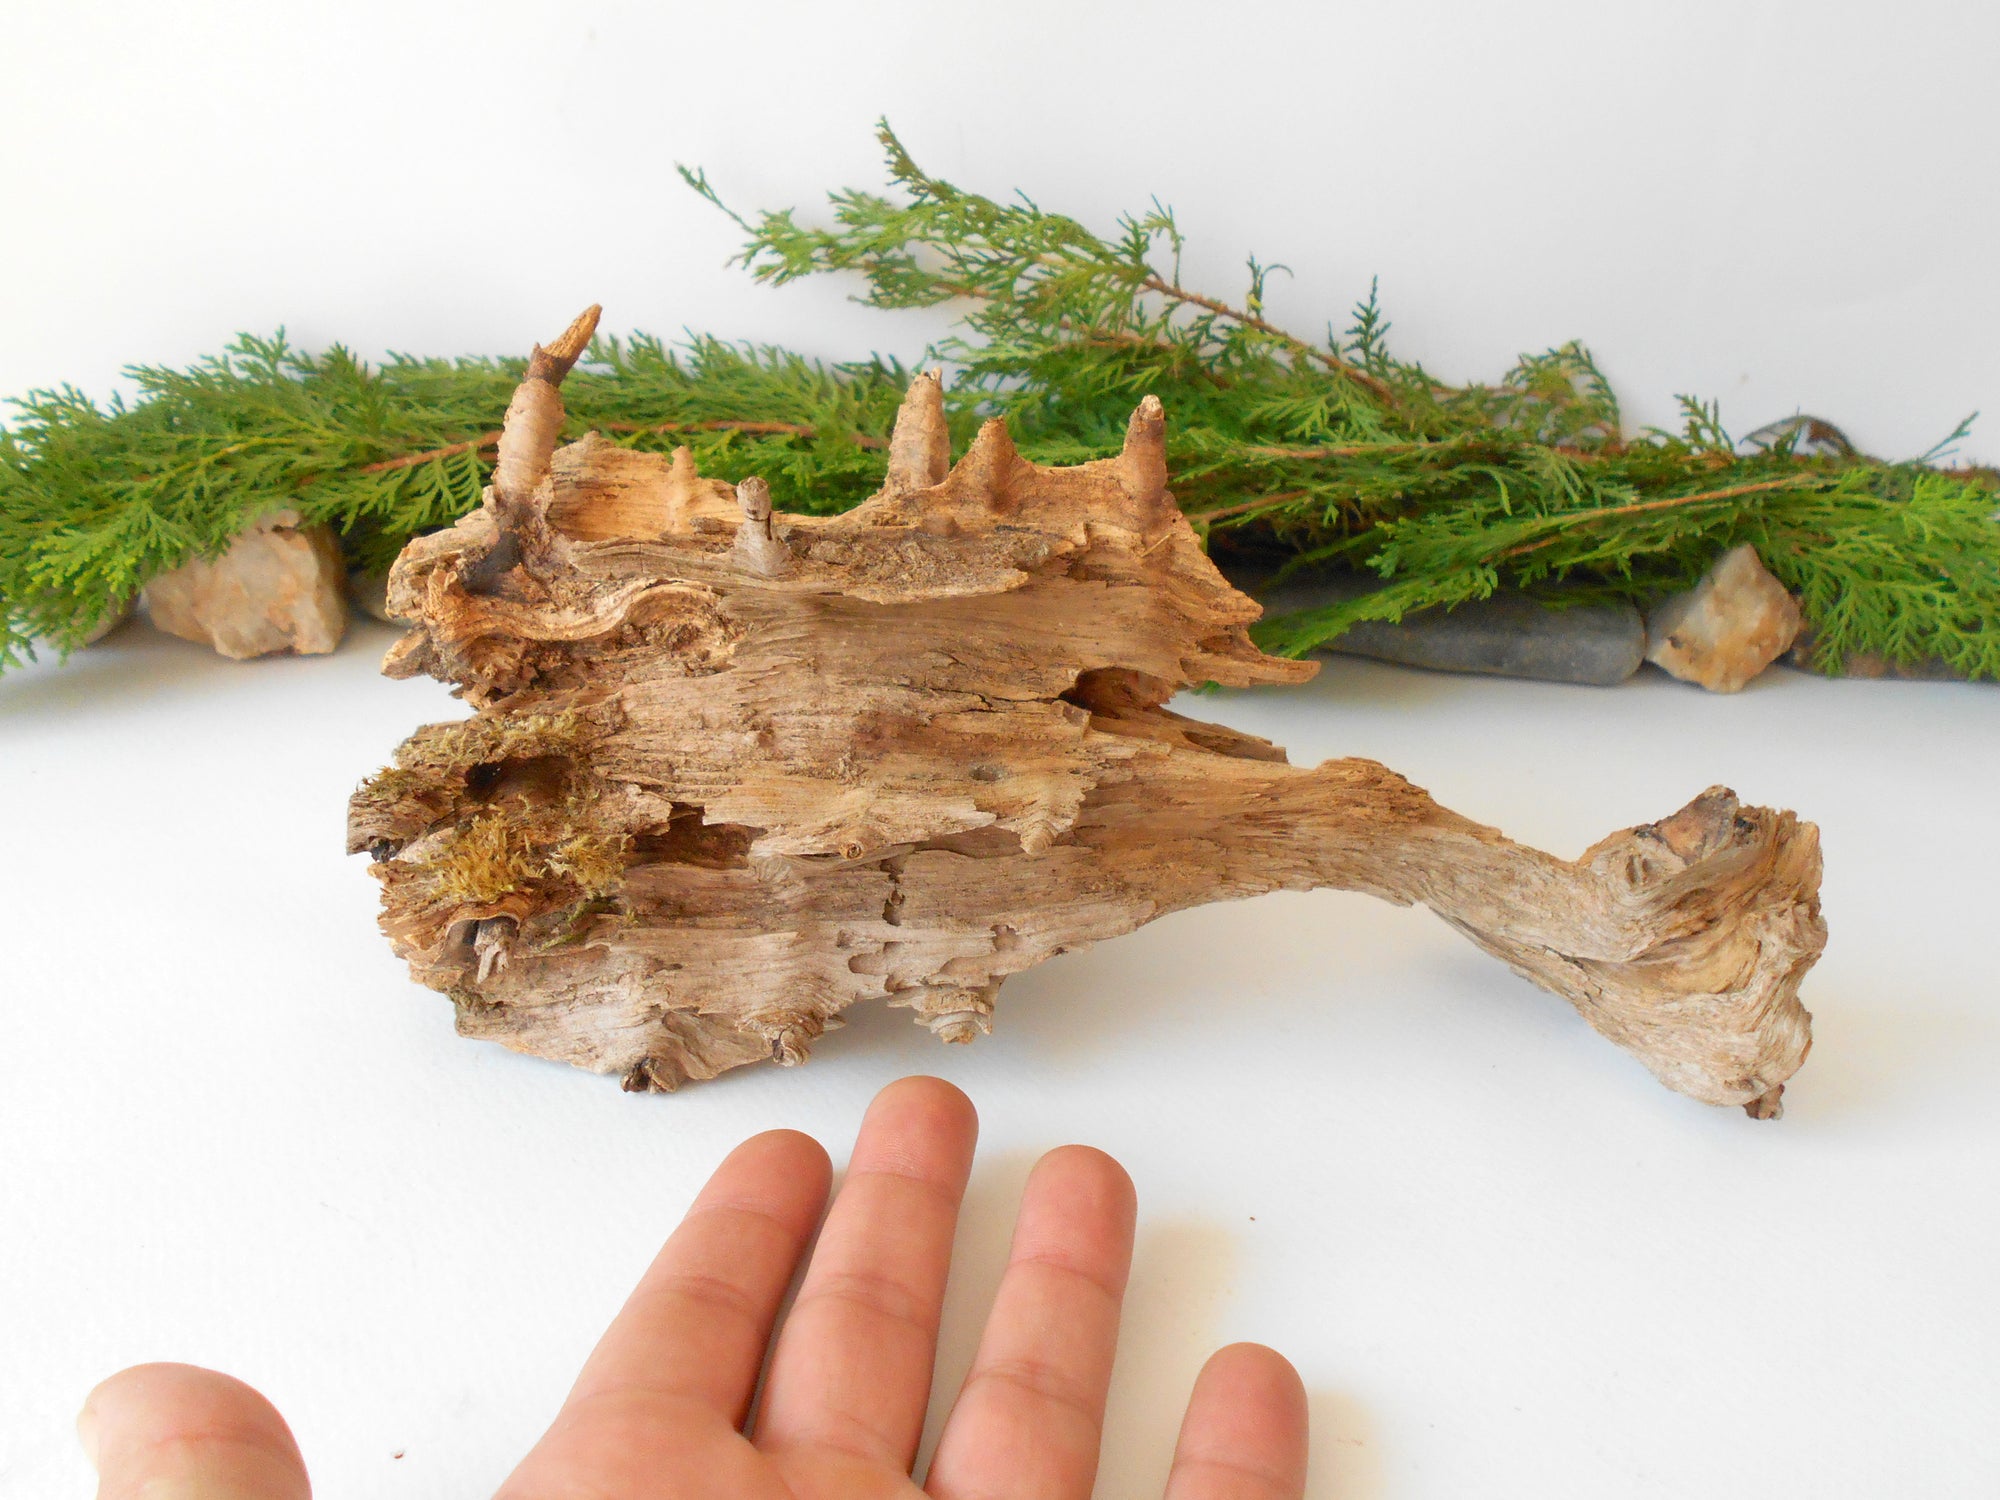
80 1363 309 1499
850 1075 980 1185
1000 1145 1137 1306
1200 1342 1306 1414
736 1126 834 1181
870 1074 979 1139
701 1128 834 1228
75 1396 99 1468
1168 1343 1310 1499
1034 1144 1137 1221
81 1362 299 1453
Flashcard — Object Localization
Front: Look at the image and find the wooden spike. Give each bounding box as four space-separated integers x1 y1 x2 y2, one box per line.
526 304 602 385
495 307 602 515
732 476 791 576
736 475 772 523
951 418 1023 510
1119 394 1169 506
659 446 703 532
886 368 952 491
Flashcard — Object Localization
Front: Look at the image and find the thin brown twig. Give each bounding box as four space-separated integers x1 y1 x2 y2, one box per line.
1196 470 1822 541
1246 438 1630 463
1193 490 1312 525
1138 275 1396 402
1246 442 1425 461
604 418 886 449
360 419 886 473
359 432 504 472
1500 476 1823 559
901 252 1397 402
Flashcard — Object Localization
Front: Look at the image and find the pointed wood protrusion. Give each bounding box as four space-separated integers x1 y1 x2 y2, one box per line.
661 445 738 532
661 445 703 533
737 474 773 523
527 303 602 384
887 368 952 492
733 476 792 576
950 418 1025 513
495 304 601 515
1119 394 1170 510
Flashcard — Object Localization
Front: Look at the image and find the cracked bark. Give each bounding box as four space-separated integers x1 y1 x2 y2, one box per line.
349 311 1825 1116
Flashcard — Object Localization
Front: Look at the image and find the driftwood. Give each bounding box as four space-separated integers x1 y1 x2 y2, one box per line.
349 308 1825 1116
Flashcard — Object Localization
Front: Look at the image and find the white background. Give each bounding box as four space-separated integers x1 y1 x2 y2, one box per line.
5 0 1999 464
5 3 1999 1497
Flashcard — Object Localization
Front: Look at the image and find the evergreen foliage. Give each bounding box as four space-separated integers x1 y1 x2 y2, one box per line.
0 335 910 668
690 125 2000 678
5 121 1995 679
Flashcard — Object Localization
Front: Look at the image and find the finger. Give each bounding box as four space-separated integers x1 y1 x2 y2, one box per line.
79 1362 310 1500
925 1145 1137 1500
755 1075 978 1472
551 1127 832 1430
1163 1344 1309 1500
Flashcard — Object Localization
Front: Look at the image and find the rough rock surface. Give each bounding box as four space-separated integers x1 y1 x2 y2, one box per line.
144 510 349 659
1645 545 1802 693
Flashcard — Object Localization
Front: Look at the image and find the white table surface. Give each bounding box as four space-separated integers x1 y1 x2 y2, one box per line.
4 618 1996 1498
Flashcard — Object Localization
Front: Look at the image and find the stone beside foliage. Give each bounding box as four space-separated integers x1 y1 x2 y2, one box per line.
1240 543 1967 692
139 508 348 660
1642 545 1803 693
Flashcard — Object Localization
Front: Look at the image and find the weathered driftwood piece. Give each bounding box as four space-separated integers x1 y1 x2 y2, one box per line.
349 308 1826 1117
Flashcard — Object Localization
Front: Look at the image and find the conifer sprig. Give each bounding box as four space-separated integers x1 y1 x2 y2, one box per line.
0 336 911 668
691 121 1998 677
3 121 1994 679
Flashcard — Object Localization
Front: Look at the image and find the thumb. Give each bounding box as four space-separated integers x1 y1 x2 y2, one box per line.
79 1363 311 1500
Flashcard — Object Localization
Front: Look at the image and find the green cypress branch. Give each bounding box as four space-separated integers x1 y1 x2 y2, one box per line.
690 121 1996 677
5 121 1995 682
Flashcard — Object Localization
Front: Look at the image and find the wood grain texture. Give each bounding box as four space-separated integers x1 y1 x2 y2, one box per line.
349 315 1824 1115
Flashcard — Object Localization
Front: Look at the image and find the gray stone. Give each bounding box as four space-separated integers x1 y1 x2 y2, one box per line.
347 567 409 625
1245 568 1645 686
31 591 131 645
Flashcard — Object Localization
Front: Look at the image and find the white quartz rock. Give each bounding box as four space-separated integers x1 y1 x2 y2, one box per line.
1645 544 1802 693
143 509 348 660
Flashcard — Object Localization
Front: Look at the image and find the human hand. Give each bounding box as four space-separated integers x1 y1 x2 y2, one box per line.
78 1076 1309 1498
